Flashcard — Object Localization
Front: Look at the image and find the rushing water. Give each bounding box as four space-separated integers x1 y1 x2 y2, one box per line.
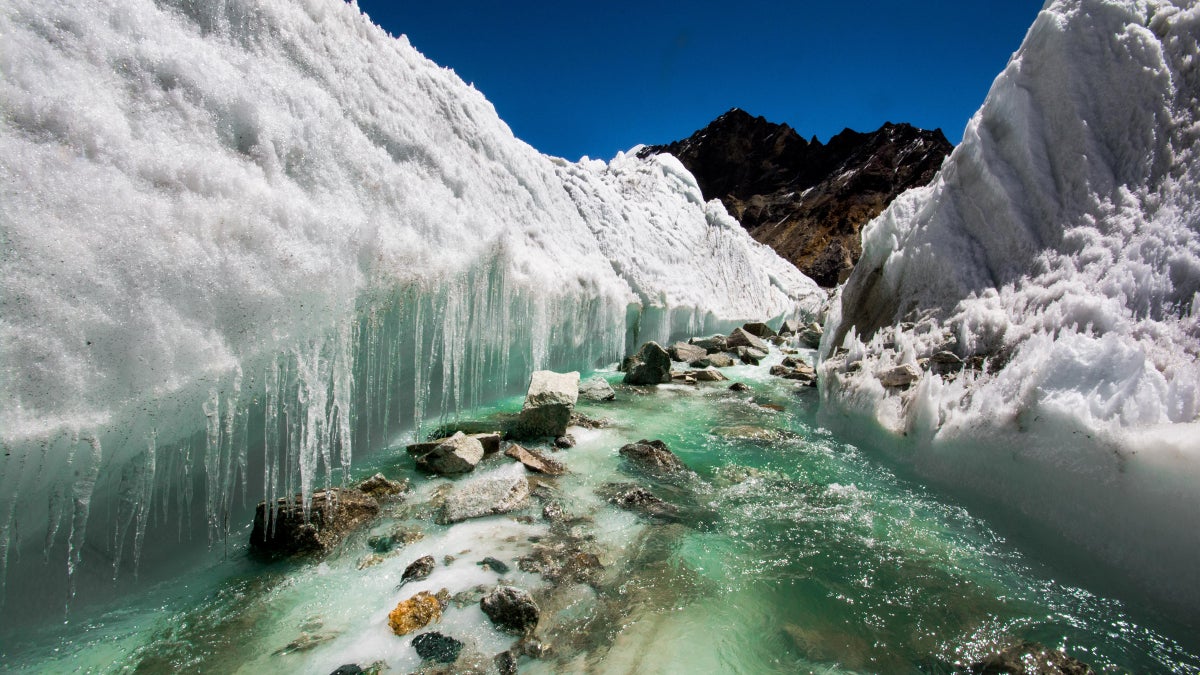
3 350 1198 674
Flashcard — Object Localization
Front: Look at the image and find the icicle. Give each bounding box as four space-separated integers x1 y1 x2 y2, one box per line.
202 389 221 546
66 435 102 609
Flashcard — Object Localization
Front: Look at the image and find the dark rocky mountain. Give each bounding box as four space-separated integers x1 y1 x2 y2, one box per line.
639 108 953 287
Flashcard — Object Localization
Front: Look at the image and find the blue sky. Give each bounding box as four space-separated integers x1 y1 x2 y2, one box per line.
356 1 1045 161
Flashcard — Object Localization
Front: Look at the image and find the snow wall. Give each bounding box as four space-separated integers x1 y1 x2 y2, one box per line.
0 0 822 624
820 0 1200 615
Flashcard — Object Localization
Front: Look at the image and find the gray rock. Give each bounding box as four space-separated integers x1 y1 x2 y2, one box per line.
742 322 777 339
878 363 920 388
516 370 579 438
439 464 531 524
726 327 769 352
705 353 736 368
618 439 691 476
481 586 540 633
250 489 380 557
736 346 765 365
728 382 751 392
608 485 679 519
416 432 485 474
505 443 567 476
779 319 802 336
622 341 673 385
397 555 436 589
668 341 707 363
769 364 817 383
689 335 728 353
553 434 576 449
478 556 511 574
578 376 616 402
798 322 823 348
690 368 727 382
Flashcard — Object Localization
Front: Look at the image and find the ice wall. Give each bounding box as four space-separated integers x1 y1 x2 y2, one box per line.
0 0 821 617
820 0 1200 611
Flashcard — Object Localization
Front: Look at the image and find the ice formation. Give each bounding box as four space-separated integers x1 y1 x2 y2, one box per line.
821 0 1200 609
0 0 821 610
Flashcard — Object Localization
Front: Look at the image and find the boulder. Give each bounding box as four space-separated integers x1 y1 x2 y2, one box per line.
798 322 823 348
608 485 679 519
689 335 728 353
439 464 531 524
742 321 777 339
579 376 616 402
415 432 484 474
397 555 437 589
779 319 802 336
689 368 727 382
618 439 691 475
728 382 752 392
705 353 736 368
736 346 765 365
387 590 446 636
516 370 579 438
471 432 503 455
480 586 540 633
668 341 707 363
250 489 379 557
412 632 464 664
623 341 673 385
505 444 567 476
878 363 920 388
726 327 769 352
357 473 408 500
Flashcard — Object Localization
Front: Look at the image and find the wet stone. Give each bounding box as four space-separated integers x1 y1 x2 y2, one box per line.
387 590 446 636
357 473 408 500
481 586 540 633
494 650 519 675
618 439 691 476
397 555 436 589
728 382 752 392
329 666 363 675
479 556 511 574
554 433 576 449
412 632 464 664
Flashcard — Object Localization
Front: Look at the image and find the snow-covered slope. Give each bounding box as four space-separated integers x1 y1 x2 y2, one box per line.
0 0 820 604
821 0 1200 608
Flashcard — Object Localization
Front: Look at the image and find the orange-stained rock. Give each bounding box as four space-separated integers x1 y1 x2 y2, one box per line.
387 590 446 636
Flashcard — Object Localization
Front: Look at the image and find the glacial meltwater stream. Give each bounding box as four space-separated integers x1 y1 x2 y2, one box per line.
4 350 1198 674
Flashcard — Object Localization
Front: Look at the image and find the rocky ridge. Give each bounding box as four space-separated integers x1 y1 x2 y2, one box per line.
639 108 952 286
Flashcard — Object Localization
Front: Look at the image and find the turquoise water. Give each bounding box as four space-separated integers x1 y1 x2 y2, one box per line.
5 355 1199 673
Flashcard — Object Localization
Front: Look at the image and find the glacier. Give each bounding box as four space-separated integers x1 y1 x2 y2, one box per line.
0 0 821 618
821 0 1200 612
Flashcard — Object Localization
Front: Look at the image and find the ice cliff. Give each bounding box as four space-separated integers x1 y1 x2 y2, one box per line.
0 0 820 608
821 0 1200 610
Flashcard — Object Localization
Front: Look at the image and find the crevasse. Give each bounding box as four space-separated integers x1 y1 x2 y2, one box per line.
0 0 821 620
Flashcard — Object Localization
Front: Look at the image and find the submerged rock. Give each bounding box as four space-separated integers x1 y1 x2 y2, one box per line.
250 489 379 558
622 341 673 385
726 326 769 352
569 411 609 429
967 640 1094 674
367 525 424 553
668 341 707 363
579 376 617 402
481 586 540 633
607 485 679 519
412 631 464 664
387 590 446 636
397 555 437 589
505 443 567 476
478 556 511 574
439 464 530 524
415 432 485 474
554 433 576 449
516 370 580 438
618 439 691 476
494 650 519 675
357 473 408 500
709 425 789 443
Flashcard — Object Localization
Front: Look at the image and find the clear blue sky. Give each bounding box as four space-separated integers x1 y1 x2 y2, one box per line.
355 1 1045 161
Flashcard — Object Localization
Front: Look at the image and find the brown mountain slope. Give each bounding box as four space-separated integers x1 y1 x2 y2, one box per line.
639 108 952 287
